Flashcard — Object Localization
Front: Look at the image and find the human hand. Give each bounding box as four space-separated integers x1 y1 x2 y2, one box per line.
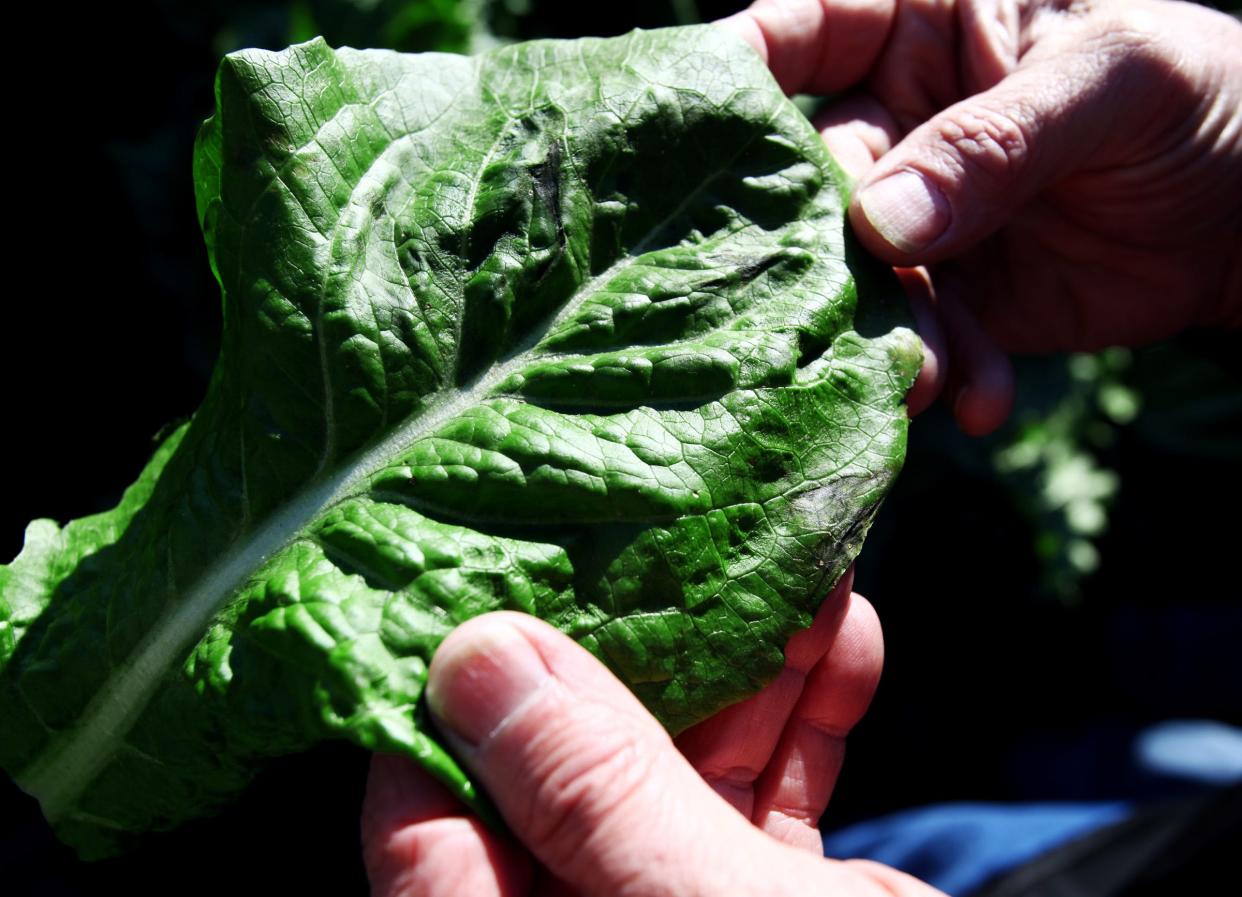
360 574 944 896
720 0 1242 434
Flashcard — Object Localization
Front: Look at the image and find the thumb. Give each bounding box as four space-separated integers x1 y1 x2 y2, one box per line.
425 612 774 896
850 51 1119 264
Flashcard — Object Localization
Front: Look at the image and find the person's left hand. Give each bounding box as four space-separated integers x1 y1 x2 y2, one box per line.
360 573 935 896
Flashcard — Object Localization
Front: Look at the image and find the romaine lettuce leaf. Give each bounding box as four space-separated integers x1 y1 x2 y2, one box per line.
0 26 919 857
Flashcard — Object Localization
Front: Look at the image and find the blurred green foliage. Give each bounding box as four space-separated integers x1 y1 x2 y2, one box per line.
207 0 717 57
288 0 490 53
993 351 1136 599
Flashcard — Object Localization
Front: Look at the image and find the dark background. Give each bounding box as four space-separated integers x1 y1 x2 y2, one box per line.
4 1 1240 893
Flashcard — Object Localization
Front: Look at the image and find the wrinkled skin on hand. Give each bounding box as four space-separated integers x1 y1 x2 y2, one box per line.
724 0 1242 433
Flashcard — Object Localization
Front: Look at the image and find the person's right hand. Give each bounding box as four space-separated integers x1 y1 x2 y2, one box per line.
720 0 1242 434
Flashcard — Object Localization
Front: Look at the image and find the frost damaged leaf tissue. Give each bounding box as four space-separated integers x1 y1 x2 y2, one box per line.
0 25 920 856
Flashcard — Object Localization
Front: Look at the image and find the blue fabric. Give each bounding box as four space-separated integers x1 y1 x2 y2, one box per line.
1133 719 1242 787
821 719 1242 895
821 801 1132 896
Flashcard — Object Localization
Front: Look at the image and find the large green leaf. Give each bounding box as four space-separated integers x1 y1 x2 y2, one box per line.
0 26 920 857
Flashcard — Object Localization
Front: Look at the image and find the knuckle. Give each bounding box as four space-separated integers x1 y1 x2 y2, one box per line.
933 104 1033 188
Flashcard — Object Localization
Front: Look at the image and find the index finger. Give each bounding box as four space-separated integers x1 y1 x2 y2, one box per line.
715 0 896 95
362 754 532 897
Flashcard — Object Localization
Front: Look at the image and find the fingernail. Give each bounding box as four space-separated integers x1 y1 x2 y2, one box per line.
426 620 550 747
858 171 950 254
